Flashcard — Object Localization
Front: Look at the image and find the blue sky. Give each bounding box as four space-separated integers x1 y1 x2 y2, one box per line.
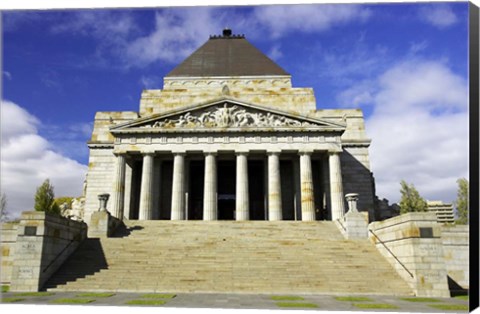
1 2 470 217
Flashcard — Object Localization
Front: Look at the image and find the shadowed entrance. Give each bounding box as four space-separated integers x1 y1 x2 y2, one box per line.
217 160 235 220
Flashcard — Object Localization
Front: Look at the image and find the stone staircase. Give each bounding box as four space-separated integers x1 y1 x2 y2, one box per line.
45 221 413 295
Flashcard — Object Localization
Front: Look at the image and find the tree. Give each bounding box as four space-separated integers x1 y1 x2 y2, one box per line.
399 180 428 214
455 178 469 224
0 193 8 222
34 179 60 214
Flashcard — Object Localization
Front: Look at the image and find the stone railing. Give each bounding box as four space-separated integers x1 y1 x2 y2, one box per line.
368 213 450 297
9 211 87 292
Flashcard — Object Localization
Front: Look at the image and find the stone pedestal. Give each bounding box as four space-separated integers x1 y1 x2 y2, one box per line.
344 211 369 239
88 210 122 238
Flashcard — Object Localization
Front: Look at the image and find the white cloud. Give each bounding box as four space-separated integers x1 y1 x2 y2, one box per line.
268 44 283 61
125 8 221 66
409 40 428 54
419 4 458 28
3 71 12 80
254 4 371 38
1 100 88 218
140 75 162 89
362 60 468 204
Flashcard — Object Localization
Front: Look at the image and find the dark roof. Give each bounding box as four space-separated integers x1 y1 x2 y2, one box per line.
166 31 289 77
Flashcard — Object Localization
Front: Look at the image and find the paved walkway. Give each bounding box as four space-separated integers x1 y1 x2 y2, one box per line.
0 291 470 312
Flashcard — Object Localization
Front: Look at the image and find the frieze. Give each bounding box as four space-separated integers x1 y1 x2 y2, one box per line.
143 104 315 129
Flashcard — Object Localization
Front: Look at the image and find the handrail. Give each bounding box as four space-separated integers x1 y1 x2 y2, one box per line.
42 239 76 273
336 219 347 232
368 229 414 278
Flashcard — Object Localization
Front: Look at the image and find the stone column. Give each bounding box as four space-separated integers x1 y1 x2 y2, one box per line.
299 152 315 221
329 151 346 220
203 153 217 220
268 152 282 221
111 154 126 220
139 153 154 220
236 152 249 221
171 153 186 220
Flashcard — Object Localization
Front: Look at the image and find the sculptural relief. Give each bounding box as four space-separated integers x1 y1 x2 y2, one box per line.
147 103 314 129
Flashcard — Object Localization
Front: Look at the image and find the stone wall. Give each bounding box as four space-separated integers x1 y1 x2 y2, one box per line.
369 213 450 297
1 222 19 285
9 211 87 291
441 224 469 289
84 148 116 224
140 77 317 116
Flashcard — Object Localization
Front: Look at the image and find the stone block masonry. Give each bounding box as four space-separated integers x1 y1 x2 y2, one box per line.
441 224 469 289
9 211 87 291
369 213 450 297
1 222 19 285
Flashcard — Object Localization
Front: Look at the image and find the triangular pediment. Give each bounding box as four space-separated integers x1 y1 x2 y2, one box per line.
111 98 345 133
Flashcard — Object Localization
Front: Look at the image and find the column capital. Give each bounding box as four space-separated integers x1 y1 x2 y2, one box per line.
172 152 186 157
267 151 281 156
204 151 217 156
113 151 128 157
328 146 343 154
298 150 313 156
141 151 155 156
235 150 249 156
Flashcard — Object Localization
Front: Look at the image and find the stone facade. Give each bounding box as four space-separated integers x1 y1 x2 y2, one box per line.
83 31 375 225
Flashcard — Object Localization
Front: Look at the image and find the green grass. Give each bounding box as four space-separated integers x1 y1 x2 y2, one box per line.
1 285 10 293
1 297 24 303
454 295 469 300
126 299 167 306
428 304 469 311
271 295 305 301
335 296 373 302
276 302 318 308
352 303 398 309
76 292 115 298
51 298 96 304
14 292 55 297
140 293 176 299
401 297 440 302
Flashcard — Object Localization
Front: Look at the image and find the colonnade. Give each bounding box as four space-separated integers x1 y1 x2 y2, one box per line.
111 151 346 222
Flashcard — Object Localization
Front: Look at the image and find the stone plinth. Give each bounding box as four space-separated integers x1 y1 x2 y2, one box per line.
344 210 368 239
9 211 87 292
369 213 450 297
88 210 122 238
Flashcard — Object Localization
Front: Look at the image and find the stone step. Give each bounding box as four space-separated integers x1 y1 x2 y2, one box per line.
45 221 413 295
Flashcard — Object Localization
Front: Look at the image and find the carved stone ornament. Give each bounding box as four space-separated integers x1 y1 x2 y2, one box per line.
143 103 314 129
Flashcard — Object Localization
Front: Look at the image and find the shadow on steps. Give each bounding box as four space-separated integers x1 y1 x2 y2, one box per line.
43 238 108 290
110 223 144 238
